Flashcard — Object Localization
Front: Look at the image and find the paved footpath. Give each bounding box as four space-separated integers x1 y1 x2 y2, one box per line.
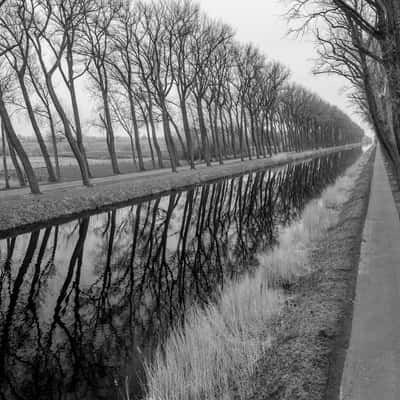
340 148 400 399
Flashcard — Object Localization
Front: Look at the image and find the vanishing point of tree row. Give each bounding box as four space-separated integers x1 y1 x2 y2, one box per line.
0 0 364 194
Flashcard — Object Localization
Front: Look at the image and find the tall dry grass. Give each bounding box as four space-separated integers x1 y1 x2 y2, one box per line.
146 278 281 400
144 158 363 400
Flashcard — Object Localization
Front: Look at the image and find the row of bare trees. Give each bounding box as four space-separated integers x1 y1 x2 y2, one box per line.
289 0 400 183
0 0 364 194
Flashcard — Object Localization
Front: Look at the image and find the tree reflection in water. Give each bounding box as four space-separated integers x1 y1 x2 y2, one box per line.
0 149 361 400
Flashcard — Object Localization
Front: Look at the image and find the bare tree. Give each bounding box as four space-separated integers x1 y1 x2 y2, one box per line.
0 59 39 193
109 91 138 170
0 0 57 182
169 0 201 169
1 118 10 189
189 17 232 166
135 90 156 168
108 1 145 171
27 61 61 180
288 0 400 180
134 0 180 171
83 0 121 174
28 0 92 186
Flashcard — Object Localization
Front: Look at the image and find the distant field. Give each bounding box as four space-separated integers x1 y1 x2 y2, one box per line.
0 135 168 160
0 155 150 172
0 157 173 189
0 136 174 188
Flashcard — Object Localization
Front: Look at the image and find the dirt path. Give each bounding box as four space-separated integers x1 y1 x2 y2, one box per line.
340 148 400 400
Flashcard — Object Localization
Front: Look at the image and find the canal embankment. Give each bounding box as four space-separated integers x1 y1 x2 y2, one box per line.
0 143 360 238
243 147 375 400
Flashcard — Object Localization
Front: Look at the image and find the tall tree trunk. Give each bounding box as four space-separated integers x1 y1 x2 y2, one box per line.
360 49 400 181
161 106 178 172
263 114 273 156
213 103 224 163
192 125 201 161
180 98 195 169
1 119 10 189
143 115 156 169
379 2 400 164
102 89 120 174
128 92 145 171
249 111 261 158
255 118 266 157
69 83 92 178
45 76 91 186
0 92 40 193
47 108 61 180
147 96 163 169
228 110 237 158
189 105 202 161
127 133 138 170
207 103 222 164
236 108 244 161
168 114 185 165
17 74 57 182
67 51 92 179
272 119 281 153
243 109 252 159
6 133 25 187
219 106 228 158
206 104 215 161
196 97 211 166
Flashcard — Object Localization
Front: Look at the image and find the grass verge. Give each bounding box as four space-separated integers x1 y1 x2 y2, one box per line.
143 149 373 400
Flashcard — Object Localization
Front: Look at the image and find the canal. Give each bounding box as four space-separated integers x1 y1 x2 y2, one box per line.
0 148 361 400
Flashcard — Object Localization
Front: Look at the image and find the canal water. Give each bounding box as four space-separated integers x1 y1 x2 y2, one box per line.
0 149 361 400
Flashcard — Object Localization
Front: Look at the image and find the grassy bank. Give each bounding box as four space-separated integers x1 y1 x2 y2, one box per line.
143 148 374 400
0 144 359 238
248 148 375 400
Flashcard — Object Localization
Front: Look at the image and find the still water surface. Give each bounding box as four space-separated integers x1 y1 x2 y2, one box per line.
0 149 361 400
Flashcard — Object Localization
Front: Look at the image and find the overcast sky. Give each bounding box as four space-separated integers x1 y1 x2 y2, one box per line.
198 0 369 134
